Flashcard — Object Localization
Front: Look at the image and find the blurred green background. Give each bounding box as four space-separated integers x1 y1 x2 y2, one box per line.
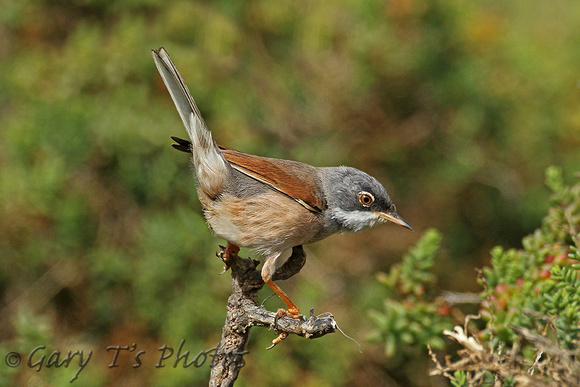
0 0 579 385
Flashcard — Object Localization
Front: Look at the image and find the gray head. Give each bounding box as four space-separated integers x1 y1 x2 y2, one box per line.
319 166 412 233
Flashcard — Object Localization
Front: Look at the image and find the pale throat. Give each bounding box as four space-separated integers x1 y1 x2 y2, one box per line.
327 208 382 233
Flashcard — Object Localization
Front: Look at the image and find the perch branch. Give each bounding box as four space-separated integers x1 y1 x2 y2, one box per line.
209 245 336 387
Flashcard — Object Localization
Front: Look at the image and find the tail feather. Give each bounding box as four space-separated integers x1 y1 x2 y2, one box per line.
171 136 191 153
152 47 229 197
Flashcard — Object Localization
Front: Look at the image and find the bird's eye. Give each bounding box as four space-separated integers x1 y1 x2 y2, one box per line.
358 191 374 207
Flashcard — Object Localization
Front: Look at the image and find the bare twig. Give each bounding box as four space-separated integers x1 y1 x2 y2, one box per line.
209 246 336 386
429 318 580 387
476 268 495 354
510 326 580 374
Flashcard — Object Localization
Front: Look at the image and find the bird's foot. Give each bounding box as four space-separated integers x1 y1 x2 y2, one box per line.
267 307 302 350
273 307 302 329
266 332 288 350
217 243 240 274
276 307 301 321
216 248 230 274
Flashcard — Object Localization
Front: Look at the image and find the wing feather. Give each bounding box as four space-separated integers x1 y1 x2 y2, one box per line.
219 146 326 213
170 136 325 212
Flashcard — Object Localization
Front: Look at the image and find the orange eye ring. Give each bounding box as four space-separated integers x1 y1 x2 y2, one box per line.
358 191 374 207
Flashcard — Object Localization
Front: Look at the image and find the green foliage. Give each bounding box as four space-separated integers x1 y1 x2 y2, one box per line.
1 0 580 385
480 167 580 350
369 229 452 361
430 168 580 385
450 371 467 387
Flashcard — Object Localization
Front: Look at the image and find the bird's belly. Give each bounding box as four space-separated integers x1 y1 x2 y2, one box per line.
201 191 324 255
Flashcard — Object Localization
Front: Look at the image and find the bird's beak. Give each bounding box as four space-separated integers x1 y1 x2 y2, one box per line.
375 210 413 231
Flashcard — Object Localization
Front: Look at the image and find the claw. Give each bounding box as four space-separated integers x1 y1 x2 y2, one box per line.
217 242 240 271
275 308 300 326
266 332 288 350
269 307 301 349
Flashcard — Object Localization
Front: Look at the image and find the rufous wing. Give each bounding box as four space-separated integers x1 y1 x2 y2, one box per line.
170 137 326 213
219 146 326 213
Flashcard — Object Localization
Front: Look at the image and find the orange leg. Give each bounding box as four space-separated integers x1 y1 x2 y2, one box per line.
261 253 302 348
264 279 301 319
263 278 301 349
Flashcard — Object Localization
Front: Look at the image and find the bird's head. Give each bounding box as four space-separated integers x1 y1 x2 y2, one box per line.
320 167 412 233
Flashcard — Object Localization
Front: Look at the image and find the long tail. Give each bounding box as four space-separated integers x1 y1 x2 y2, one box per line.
151 47 229 198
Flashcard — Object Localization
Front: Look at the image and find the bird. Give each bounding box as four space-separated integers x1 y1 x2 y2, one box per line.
151 47 412 345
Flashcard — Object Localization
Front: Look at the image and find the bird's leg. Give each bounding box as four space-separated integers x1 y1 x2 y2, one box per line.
262 254 301 318
263 278 301 319
217 242 240 273
262 255 301 348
